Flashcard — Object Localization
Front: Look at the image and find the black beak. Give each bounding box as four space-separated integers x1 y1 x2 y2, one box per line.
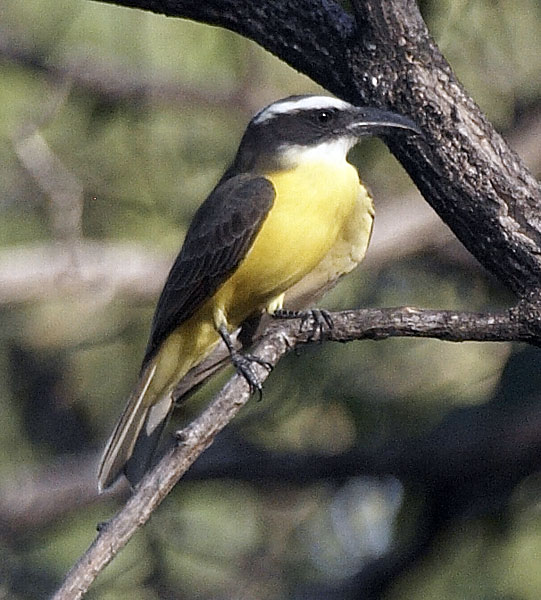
348 107 421 137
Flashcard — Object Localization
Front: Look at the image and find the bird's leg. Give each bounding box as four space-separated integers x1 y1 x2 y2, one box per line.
217 324 272 399
272 308 334 342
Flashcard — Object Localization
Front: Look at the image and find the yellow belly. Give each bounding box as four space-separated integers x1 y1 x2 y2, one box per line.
149 159 372 395
213 159 366 322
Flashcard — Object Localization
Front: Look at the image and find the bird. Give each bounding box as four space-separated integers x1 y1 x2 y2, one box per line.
97 94 419 491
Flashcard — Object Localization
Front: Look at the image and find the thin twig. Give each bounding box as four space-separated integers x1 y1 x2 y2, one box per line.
13 130 84 244
51 303 534 599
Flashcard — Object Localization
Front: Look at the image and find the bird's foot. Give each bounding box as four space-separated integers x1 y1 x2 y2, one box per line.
273 308 334 341
218 323 272 398
230 351 273 400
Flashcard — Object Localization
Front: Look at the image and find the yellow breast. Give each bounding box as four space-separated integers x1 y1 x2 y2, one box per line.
147 158 373 396
214 159 365 325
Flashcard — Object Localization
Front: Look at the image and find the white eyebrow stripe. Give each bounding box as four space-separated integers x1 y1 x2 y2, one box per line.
253 96 353 124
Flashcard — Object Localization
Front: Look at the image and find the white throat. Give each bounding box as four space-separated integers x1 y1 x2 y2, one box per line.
278 137 357 168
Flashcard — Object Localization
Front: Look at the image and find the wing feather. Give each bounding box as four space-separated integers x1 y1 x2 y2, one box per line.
142 174 275 365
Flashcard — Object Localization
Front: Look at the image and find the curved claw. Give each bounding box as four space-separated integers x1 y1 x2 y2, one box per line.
301 309 333 342
231 352 272 400
273 308 334 342
218 323 272 399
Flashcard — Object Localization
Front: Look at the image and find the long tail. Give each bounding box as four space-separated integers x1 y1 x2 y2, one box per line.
97 361 173 492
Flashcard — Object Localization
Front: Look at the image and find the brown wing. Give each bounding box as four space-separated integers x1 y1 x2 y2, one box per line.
142 174 275 366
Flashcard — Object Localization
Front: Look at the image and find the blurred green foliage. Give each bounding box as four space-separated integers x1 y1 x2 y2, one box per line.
1 0 540 599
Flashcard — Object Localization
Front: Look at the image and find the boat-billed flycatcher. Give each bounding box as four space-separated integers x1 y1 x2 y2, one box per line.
98 95 419 491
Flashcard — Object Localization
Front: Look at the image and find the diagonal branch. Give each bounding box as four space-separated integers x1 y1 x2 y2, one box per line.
13 130 84 244
48 0 541 596
3 104 541 305
0 25 259 113
51 303 537 599
93 0 541 298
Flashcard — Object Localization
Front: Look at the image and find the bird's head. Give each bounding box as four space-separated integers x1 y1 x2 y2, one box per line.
231 95 420 172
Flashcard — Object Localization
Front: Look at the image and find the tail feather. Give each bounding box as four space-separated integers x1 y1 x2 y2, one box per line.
124 393 174 488
97 362 162 492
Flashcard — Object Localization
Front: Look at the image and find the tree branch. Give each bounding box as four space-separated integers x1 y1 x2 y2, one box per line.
4 105 541 304
0 242 168 304
92 0 541 299
49 0 541 596
13 129 84 244
52 303 538 599
0 25 258 113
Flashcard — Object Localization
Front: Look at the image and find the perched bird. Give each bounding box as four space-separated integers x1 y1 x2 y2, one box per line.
98 95 419 491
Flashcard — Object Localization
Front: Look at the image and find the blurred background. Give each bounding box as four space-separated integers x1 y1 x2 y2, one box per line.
1 0 541 598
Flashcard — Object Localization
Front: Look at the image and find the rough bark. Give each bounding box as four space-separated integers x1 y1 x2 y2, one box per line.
52 306 536 600
93 0 541 299
51 0 541 597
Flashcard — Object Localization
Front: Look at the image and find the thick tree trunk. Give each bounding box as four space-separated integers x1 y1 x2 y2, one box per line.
97 0 541 298
52 1 541 597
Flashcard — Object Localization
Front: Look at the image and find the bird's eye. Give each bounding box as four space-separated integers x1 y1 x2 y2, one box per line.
317 110 333 123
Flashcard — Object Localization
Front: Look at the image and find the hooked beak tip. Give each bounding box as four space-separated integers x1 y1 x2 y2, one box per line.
350 107 421 137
